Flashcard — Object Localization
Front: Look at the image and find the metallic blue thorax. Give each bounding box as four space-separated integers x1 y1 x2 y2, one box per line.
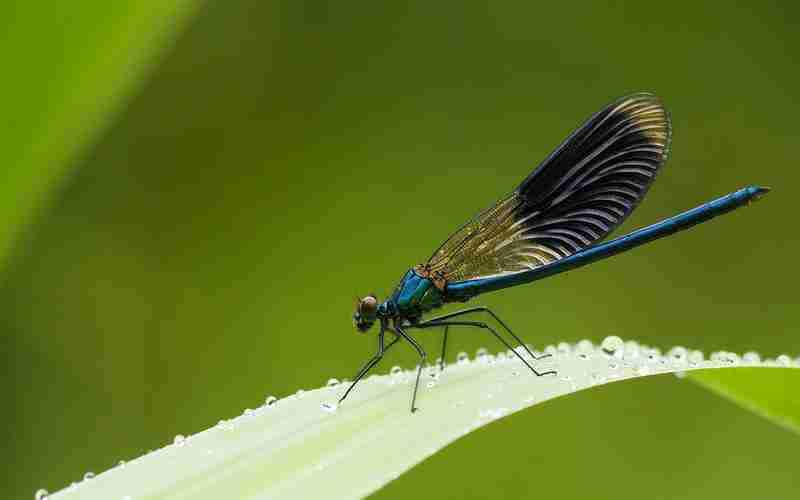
388 269 444 320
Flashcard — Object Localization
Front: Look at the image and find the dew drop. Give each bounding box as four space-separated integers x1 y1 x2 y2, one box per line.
601 336 624 358
623 341 640 360
265 395 278 406
777 354 792 366
688 350 704 366
456 351 469 364
476 347 489 361
35 489 48 500
426 380 436 388
83 472 95 480
327 378 340 387
668 346 688 367
644 347 662 363
495 351 507 362
295 389 306 398
576 340 593 360
321 402 338 413
713 351 740 365
556 342 571 355
173 434 186 446
544 345 557 356
390 365 403 376
117 460 126 467
243 408 254 416
743 352 761 364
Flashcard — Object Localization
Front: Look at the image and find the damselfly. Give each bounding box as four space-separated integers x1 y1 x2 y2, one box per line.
343 93 768 412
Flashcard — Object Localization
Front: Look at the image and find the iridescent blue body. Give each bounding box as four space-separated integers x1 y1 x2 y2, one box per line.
383 269 444 321
376 185 767 324
343 93 770 413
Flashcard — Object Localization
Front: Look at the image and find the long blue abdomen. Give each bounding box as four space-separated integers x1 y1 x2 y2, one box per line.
446 185 768 301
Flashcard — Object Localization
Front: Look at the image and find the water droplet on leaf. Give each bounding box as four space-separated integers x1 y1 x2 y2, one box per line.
576 340 593 360
688 350 704 366
668 346 688 367
743 352 761 364
601 336 624 358
624 341 640 360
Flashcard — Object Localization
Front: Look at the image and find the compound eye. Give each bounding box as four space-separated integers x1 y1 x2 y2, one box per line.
359 295 378 317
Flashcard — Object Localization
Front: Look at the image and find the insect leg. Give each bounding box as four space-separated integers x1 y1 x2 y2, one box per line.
339 328 400 404
414 320 556 377
417 307 550 361
439 325 449 372
395 326 427 413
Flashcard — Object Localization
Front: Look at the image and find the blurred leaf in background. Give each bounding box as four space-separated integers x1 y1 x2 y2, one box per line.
0 1 198 269
3 1 799 499
1 0 200 496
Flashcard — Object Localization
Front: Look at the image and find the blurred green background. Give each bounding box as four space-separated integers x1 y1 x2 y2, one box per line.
5 1 800 498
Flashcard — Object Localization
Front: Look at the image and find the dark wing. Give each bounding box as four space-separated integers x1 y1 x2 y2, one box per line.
426 93 671 283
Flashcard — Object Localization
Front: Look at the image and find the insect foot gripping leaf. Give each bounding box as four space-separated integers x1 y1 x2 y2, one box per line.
46 337 799 500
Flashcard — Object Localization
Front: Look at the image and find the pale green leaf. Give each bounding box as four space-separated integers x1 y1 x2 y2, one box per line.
46 339 799 500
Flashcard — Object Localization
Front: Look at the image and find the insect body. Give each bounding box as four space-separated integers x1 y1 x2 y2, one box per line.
343 93 768 413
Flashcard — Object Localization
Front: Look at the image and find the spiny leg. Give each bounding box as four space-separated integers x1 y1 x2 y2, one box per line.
439 325 449 372
417 307 550 361
339 329 400 404
412 320 556 377
395 326 427 413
